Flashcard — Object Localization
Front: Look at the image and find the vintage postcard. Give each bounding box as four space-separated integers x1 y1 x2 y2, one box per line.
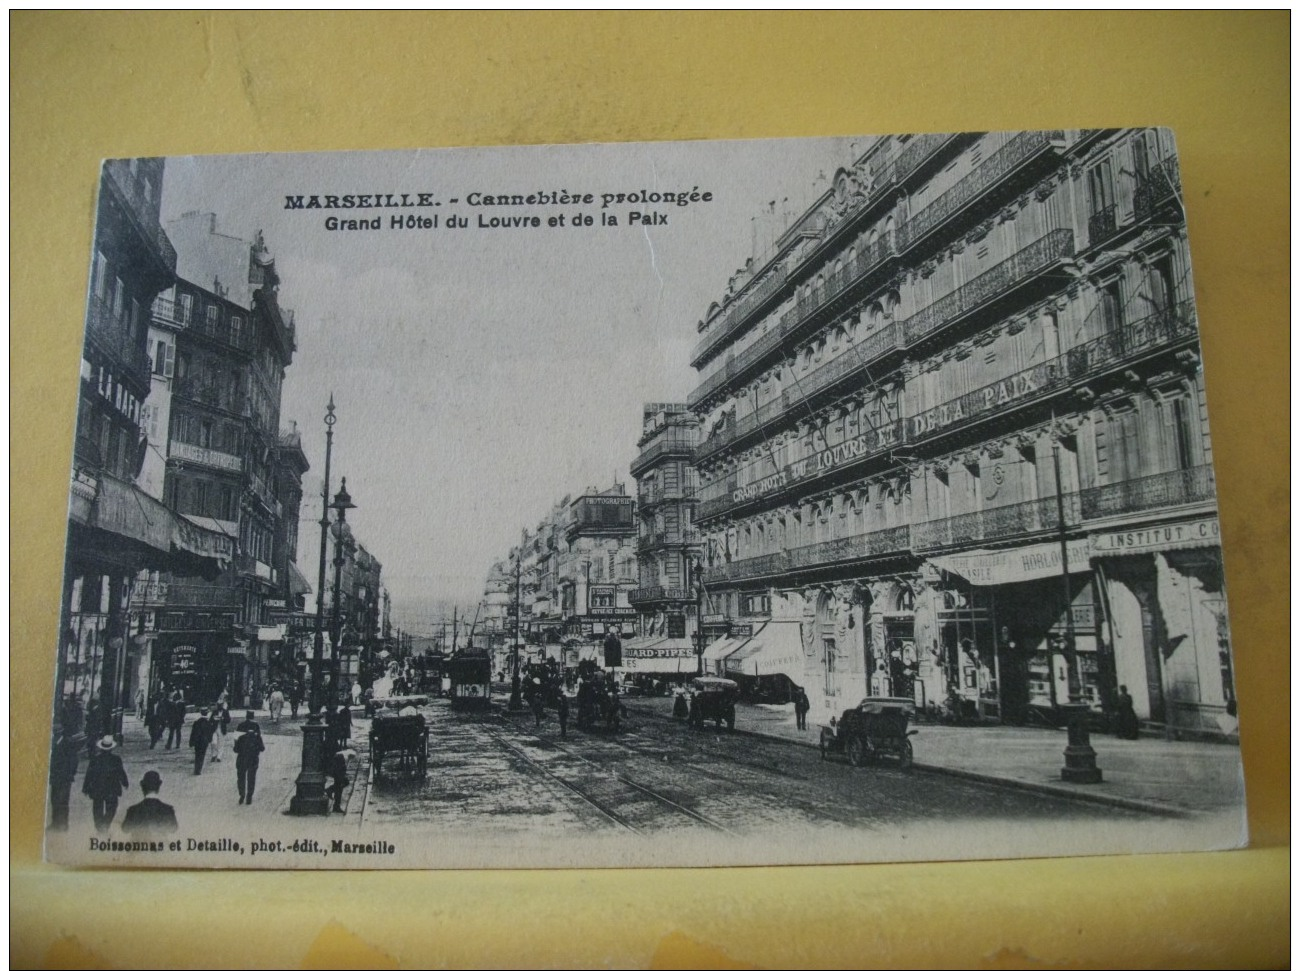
47 131 1247 869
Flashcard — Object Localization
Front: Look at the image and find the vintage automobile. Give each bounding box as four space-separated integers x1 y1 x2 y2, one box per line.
687 676 739 731
819 697 916 769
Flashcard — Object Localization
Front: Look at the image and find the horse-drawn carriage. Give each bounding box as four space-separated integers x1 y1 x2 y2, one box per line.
369 710 429 781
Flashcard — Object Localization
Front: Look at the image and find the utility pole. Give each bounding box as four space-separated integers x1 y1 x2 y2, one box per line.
509 557 523 710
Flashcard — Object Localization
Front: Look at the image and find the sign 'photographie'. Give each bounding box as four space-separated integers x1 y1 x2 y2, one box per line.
46 131 1247 870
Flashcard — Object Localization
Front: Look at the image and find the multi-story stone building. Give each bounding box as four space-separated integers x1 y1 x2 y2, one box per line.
321 520 384 694
129 213 302 708
559 486 639 648
486 486 639 675
689 129 1229 735
627 404 703 677
60 159 232 738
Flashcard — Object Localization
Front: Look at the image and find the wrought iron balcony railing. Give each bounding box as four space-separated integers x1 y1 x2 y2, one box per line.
629 437 696 477
1133 156 1182 223
894 132 961 182
687 231 899 410
85 295 152 382
152 297 253 353
898 130 1061 251
1080 465 1214 521
913 493 1081 550
694 416 907 524
1065 299 1198 376
703 524 911 584
1087 203 1119 247
899 229 1075 347
690 264 790 365
103 164 178 273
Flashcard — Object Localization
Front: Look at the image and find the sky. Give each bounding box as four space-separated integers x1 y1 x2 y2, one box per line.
157 137 860 633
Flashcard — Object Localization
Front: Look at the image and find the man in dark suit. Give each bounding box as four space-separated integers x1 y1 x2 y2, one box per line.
189 708 215 775
165 691 186 749
233 711 265 805
121 770 178 834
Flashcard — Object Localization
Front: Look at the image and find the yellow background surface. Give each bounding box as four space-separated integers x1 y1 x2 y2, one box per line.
11 12 1289 969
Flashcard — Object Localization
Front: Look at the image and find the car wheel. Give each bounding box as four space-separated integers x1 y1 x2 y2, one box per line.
847 736 866 768
899 739 914 771
726 711 735 731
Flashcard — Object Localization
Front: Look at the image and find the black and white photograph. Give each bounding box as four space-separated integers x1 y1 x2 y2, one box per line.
46 130 1247 870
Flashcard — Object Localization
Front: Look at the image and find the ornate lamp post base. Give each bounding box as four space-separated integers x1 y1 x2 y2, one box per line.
1059 702 1103 784
508 674 523 711
289 718 330 815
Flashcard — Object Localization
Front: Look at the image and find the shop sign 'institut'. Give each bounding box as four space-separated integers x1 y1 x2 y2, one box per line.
680 129 1232 737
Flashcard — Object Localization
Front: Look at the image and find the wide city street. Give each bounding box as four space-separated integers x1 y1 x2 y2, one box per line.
361 695 1149 840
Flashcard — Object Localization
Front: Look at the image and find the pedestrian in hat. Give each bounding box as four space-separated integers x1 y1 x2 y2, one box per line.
325 743 356 814
121 770 178 835
164 690 186 750
48 731 81 831
556 688 570 739
233 711 265 805
189 708 215 775
82 735 128 833
209 702 231 763
268 685 285 724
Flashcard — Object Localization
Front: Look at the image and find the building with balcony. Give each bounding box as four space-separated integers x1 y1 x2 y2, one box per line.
321 521 384 694
688 129 1230 735
134 214 303 708
60 159 234 740
559 485 639 645
627 403 703 678
486 486 639 676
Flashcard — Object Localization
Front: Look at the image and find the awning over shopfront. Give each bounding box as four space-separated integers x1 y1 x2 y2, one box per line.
702 634 745 665
84 474 233 577
722 623 769 677
739 621 806 680
928 538 1090 586
288 561 313 598
623 637 697 674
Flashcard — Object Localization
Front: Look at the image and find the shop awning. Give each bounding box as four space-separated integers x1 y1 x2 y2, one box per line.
288 561 313 598
86 474 233 577
722 623 769 676
742 620 806 680
702 634 745 663
928 539 1090 586
623 637 697 674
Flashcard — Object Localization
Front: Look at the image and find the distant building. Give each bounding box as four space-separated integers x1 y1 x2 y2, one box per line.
627 403 703 678
486 485 638 676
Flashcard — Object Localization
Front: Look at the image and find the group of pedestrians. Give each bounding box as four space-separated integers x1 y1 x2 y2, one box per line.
265 681 304 723
50 687 275 836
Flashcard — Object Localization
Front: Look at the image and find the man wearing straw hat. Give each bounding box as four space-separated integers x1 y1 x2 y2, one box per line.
81 735 128 833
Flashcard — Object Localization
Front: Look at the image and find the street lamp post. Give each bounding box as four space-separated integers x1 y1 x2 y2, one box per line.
1052 429 1102 784
290 395 336 816
329 479 356 708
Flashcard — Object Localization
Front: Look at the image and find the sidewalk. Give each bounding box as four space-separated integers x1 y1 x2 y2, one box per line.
623 696 1247 817
53 707 370 839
